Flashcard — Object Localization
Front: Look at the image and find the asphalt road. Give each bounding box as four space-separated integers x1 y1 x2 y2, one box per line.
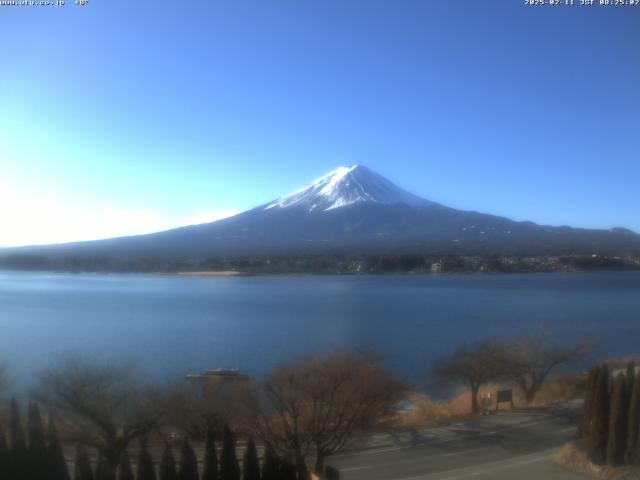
326 406 585 480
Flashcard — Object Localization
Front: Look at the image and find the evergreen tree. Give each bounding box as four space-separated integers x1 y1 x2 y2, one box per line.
279 460 297 480
202 430 219 480
137 440 157 480
580 367 600 438
626 362 636 394
0 426 9 480
9 398 28 480
47 413 71 480
159 444 179 480
28 402 48 478
626 373 640 465
260 446 279 480
179 438 199 480
117 452 135 480
588 364 610 464
242 439 260 480
95 453 117 480
607 373 629 465
75 444 95 480
219 425 240 480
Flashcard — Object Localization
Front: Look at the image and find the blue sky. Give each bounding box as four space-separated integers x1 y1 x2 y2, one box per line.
1 1 638 246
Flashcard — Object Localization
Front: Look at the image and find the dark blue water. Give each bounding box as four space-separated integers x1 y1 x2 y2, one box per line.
0 271 639 389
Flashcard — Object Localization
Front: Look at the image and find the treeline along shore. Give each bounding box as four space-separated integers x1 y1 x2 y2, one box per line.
1 252 639 274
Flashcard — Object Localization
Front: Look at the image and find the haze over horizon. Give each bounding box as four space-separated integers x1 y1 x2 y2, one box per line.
2 1 639 247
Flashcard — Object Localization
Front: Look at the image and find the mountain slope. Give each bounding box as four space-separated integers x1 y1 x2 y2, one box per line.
2 165 640 265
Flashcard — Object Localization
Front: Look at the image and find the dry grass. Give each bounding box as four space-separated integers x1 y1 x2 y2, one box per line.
526 372 587 407
175 271 245 276
394 373 588 427
555 442 640 480
394 384 502 427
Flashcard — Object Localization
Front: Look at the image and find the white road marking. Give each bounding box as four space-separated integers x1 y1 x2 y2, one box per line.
340 446 494 472
333 446 404 458
442 446 492 457
341 465 374 472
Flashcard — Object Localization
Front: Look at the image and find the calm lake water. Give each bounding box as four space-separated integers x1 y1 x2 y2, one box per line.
1 270 639 389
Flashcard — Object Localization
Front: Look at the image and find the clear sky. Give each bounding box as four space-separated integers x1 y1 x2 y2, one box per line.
1 1 638 247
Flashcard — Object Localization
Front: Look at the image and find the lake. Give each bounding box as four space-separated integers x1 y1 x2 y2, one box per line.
1 270 639 390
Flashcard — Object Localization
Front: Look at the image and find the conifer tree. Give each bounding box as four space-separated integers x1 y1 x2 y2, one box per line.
137 440 157 480
75 444 95 480
279 459 297 480
260 446 279 480
626 373 640 465
28 402 48 478
0 426 9 480
159 444 179 480
9 398 28 480
220 425 240 480
242 439 260 480
179 438 199 480
95 453 117 480
588 364 610 464
580 367 600 438
202 430 219 480
626 362 636 391
47 414 71 480
607 373 629 465
117 452 135 480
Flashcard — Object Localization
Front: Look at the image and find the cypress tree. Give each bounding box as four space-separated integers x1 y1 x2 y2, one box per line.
137 440 157 480
178 438 199 480
159 444 179 480
242 439 260 480
0 426 9 480
219 425 240 480
626 373 640 465
260 446 279 480
626 362 636 393
588 364 610 464
48 413 71 480
607 373 629 465
74 444 95 480
279 460 297 480
9 397 28 480
580 367 600 438
95 453 117 480
117 452 135 480
28 402 48 478
202 430 219 480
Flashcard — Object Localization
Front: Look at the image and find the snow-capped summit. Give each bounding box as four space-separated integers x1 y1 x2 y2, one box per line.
264 165 433 212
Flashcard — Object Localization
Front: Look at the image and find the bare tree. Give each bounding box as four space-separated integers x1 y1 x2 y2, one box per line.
156 371 256 443
34 358 164 471
432 340 503 415
156 382 225 441
496 335 593 404
236 351 406 476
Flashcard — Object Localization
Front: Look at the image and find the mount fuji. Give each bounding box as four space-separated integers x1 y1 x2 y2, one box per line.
2 165 639 268
263 165 433 212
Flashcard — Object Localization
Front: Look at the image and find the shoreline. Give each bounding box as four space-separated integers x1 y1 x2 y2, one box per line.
1 268 640 278
173 270 246 276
